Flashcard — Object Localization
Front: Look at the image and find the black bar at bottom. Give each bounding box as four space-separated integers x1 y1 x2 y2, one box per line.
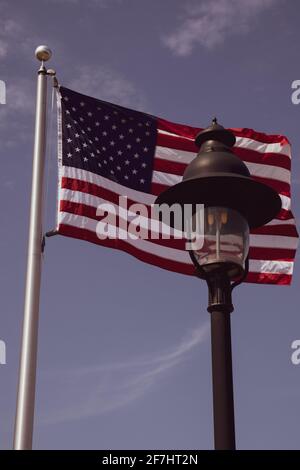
0 450 299 466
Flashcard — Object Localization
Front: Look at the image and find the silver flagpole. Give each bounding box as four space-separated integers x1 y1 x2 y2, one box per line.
13 46 52 450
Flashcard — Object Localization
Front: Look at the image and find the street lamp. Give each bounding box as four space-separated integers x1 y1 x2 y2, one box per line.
155 119 281 450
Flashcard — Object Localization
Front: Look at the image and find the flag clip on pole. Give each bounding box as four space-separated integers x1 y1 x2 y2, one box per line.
13 46 52 450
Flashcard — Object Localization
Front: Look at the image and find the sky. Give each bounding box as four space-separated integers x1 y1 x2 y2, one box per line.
0 0 300 450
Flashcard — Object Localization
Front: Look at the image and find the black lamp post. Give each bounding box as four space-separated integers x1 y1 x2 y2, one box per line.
155 119 281 450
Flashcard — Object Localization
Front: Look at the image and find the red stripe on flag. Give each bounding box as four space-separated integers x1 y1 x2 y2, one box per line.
61 177 143 208
233 147 291 171
157 118 291 146
57 224 293 285
60 200 299 254
58 224 195 276
158 118 200 140
231 128 290 146
245 271 291 285
61 177 295 225
251 225 298 237
60 200 187 250
153 159 291 197
154 157 187 176
157 132 291 171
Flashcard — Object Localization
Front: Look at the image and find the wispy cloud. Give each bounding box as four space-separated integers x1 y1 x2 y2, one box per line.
44 0 115 3
3 179 15 190
0 78 37 148
162 0 279 56
0 65 146 149
0 40 8 59
0 2 146 149
0 5 38 146
5 79 35 113
69 65 147 111
43 0 123 7
39 322 209 425
292 176 300 186
0 16 22 60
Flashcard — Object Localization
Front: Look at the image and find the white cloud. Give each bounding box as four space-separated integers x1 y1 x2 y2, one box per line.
3 179 15 190
44 0 122 6
0 78 43 148
292 176 300 186
0 79 35 121
39 322 209 425
0 17 22 60
69 64 147 110
163 0 279 56
0 40 8 59
0 64 146 148
6 79 35 112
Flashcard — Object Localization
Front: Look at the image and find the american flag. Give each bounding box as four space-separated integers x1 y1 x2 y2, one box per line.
56 86 298 285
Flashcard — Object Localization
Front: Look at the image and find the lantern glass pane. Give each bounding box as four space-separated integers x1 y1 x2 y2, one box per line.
192 206 249 277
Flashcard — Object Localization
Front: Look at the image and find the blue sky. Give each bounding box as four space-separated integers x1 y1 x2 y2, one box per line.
0 0 299 450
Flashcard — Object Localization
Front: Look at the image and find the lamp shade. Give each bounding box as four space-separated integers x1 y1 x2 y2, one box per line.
155 119 281 229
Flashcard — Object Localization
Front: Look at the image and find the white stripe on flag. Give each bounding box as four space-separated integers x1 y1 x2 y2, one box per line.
60 167 293 216
60 166 156 205
59 211 191 263
155 146 291 185
59 212 295 275
157 129 291 158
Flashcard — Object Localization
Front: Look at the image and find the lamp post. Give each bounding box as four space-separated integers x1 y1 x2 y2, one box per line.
155 119 281 450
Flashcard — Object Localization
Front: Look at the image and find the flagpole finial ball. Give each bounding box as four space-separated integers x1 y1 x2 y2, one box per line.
35 45 52 62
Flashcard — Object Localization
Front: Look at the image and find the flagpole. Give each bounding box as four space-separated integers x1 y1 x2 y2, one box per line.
13 46 52 450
